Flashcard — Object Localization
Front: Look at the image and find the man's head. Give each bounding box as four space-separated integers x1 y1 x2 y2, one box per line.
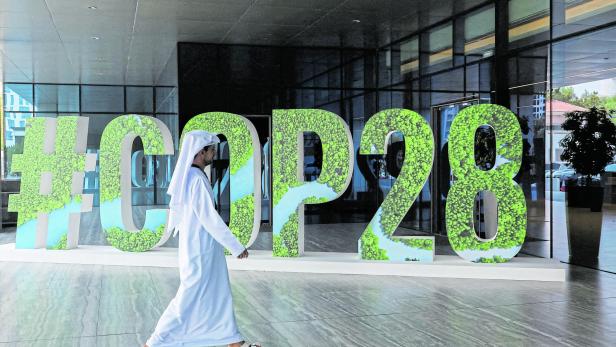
167 130 221 233
193 144 217 168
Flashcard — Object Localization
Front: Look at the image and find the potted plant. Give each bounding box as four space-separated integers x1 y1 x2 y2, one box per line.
559 107 616 260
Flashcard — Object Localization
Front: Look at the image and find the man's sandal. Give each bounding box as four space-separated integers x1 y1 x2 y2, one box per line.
240 342 261 347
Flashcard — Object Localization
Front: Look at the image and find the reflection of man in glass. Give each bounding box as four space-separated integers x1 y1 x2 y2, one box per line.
145 131 259 347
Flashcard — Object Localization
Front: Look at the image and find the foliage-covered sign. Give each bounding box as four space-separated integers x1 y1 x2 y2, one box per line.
7 105 528 263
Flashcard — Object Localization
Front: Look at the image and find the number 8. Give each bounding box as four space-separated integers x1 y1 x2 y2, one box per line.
446 104 527 263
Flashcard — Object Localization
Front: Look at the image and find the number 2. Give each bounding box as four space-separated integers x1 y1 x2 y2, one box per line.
359 109 435 261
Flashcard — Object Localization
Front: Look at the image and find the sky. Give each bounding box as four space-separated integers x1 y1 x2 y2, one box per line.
570 77 616 97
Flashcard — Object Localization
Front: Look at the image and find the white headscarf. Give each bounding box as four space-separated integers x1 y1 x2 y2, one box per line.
167 130 220 236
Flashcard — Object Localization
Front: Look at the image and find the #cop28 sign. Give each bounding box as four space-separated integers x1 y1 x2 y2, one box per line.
8 104 527 264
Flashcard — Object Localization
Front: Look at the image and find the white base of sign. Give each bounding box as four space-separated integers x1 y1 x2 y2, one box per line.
0 244 566 282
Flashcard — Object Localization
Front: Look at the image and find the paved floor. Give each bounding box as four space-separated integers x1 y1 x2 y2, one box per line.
1 193 615 346
0 261 615 347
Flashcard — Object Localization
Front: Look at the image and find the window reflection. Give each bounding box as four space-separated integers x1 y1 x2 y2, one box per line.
427 24 453 69
464 5 495 61
509 0 550 45
81 85 124 113
34 85 79 112
2 83 179 232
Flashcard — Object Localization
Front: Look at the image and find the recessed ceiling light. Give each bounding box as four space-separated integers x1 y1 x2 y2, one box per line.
88 6 97 10
352 19 361 23
91 36 100 40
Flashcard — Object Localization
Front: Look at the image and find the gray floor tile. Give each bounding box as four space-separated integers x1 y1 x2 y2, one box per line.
1 259 615 346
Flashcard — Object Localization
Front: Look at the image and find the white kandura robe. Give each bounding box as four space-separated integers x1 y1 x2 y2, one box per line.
147 167 246 347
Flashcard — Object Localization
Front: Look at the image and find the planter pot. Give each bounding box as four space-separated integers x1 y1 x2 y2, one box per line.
565 186 604 260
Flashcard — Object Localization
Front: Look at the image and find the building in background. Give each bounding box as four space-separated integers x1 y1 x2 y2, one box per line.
1 0 616 271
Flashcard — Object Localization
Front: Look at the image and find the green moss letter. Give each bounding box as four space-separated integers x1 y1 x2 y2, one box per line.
446 104 527 263
272 109 353 257
358 109 435 262
99 115 174 252
182 112 262 248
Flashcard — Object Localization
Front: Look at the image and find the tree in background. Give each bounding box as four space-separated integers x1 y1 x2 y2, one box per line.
552 86 576 104
578 90 603 109
604 96 616 111
551 86 616 111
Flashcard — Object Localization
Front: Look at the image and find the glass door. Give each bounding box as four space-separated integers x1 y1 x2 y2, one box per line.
431 98 479 235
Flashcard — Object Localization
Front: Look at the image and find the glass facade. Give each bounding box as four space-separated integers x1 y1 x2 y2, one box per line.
175 0 616 269
1 83 179 234
1 0 615 269
549 24 616 272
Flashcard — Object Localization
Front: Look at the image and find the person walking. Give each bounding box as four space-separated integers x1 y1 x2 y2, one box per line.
145 130 260 347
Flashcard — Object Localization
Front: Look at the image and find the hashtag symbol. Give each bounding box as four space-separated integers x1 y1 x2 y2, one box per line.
8 117 96 249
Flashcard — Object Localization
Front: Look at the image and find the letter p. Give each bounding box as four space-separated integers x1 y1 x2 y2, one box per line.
271 109 353 257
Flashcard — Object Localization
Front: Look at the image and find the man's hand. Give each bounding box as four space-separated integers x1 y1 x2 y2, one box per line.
237 249 249 259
